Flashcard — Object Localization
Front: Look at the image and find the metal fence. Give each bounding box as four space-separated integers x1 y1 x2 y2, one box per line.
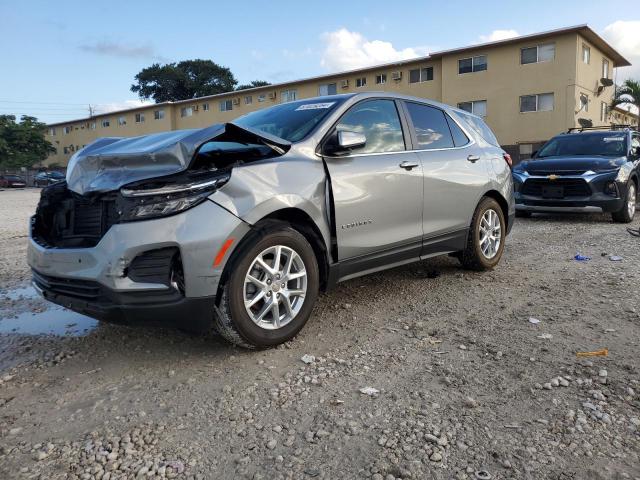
0 168 66 187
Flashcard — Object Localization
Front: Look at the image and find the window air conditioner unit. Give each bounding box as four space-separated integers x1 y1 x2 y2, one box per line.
268 92 276 99
233 98 240 105
391 71 402 81
341 79 349 88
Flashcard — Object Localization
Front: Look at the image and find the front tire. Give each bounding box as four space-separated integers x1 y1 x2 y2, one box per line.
213 225 319 348
612 182 637 223
460 197 506 271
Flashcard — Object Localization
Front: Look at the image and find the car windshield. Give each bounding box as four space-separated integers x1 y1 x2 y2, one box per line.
49 172 65 178
233 98 346 142
537 133 628 158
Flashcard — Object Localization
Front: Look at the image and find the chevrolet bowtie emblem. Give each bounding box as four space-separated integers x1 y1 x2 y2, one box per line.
547 174 559 181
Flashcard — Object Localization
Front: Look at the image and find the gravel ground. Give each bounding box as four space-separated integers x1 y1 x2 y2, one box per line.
1 188 639 480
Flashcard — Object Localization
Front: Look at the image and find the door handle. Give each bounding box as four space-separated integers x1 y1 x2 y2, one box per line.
399 161 419 170
467 155 480 163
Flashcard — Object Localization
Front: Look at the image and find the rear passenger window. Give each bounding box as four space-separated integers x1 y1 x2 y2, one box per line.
405 102 454 149
336 99 405 154
454 111 500 146
445 115 470 147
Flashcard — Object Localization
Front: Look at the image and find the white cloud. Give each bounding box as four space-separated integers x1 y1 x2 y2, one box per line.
602 21 640 81
93 99 154 115
320 28 429 72
478 29 519 43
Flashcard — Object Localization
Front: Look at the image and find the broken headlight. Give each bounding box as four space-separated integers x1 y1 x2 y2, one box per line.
118 173 230 221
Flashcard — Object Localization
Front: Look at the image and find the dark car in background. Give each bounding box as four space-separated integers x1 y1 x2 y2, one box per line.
0 174 27 188
513 127 640 223
34 171 65 187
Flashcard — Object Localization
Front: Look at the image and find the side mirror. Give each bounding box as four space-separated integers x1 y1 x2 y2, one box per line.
337 130 366 151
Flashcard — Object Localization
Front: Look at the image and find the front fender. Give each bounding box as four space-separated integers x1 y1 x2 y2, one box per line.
208 159 332 250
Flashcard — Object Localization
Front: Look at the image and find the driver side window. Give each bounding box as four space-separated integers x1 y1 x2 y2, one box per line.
336 99 405 154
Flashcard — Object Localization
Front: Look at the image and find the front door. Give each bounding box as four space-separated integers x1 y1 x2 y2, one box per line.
323 99 423 261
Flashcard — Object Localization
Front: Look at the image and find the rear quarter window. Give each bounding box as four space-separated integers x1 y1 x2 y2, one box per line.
453 111 499 147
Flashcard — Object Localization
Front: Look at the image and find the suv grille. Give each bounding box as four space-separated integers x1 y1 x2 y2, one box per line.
522 179 591 197
33 270 101 301
33 182 118 248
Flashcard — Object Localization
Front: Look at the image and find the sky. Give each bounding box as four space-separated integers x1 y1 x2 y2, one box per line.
1 0 639 124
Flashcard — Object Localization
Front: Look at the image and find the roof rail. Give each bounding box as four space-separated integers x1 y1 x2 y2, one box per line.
566 124 633 133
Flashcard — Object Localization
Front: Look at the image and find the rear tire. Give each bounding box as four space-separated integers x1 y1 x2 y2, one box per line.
213 224 319 348
460 197 506 271
612 182 636 223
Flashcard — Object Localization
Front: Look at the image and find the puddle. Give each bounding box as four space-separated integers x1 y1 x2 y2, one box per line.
0 285 97 336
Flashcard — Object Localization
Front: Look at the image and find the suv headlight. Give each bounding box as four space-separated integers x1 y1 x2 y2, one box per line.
118 173 230 221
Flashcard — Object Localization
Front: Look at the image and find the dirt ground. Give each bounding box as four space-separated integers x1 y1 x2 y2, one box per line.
0 187 639 480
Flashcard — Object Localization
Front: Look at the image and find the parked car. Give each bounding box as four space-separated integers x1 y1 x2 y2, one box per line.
0 174 26 188
34 171 65 187
513 127 640 222
28 93 514 348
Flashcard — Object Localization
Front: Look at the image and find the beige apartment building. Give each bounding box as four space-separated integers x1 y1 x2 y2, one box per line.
45 24 635 166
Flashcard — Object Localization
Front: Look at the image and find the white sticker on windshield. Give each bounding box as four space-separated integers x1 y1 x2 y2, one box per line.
295 102 335 111
603 137 624 142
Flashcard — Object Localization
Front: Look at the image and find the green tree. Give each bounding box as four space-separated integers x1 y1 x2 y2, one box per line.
0 115 56 169
236 80 272 91
131 60 238 102
610 79 640 131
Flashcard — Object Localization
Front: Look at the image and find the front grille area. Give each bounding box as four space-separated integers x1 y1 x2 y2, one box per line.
522 179 591 198
526 170 586 176
32 270 101 301
32 182 118 248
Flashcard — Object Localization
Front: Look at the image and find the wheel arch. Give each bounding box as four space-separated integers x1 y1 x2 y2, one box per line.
481 189 510 230
215 207 331 305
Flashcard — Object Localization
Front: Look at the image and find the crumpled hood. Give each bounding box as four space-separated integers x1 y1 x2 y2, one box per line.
517 156 625 175
65 122 291 195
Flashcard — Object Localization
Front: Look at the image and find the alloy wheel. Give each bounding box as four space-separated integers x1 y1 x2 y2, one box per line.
479 208 502 260
243 245 308 330
628 184 637 218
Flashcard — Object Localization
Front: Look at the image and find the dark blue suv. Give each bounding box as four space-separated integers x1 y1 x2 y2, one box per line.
513 127 640 223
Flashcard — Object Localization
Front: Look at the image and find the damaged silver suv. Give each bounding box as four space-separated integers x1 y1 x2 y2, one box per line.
28 93 514 347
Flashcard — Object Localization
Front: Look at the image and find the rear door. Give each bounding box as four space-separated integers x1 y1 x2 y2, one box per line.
401 102 489 246
323 99 423 261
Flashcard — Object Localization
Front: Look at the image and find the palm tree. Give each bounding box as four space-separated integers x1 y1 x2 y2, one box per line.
610 79 640 131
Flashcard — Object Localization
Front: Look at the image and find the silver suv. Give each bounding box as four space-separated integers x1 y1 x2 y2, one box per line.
28 93 514 348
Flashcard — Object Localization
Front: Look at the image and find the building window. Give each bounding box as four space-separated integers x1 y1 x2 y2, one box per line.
219 100 232 112
181 106 194 117
602 58 610 79
49 127 56 136
154 109 165 120
135 113 145 123
118 116 126 126
318 83 337 95
281 89 297 103
89 122 96 130
520 43 555 64
582 44 590 64
579 93 589 112
458 55 487 74
520 93 554 113
101 119 110 128
202 103 210 111
245 96 252 105
63 126 71 134
63 146 69 154
356 77 367 88
600 102 608 122
258 94 266 103
409 67 434 83
519 143 533 159
458 100 487 117
375 73 387 85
